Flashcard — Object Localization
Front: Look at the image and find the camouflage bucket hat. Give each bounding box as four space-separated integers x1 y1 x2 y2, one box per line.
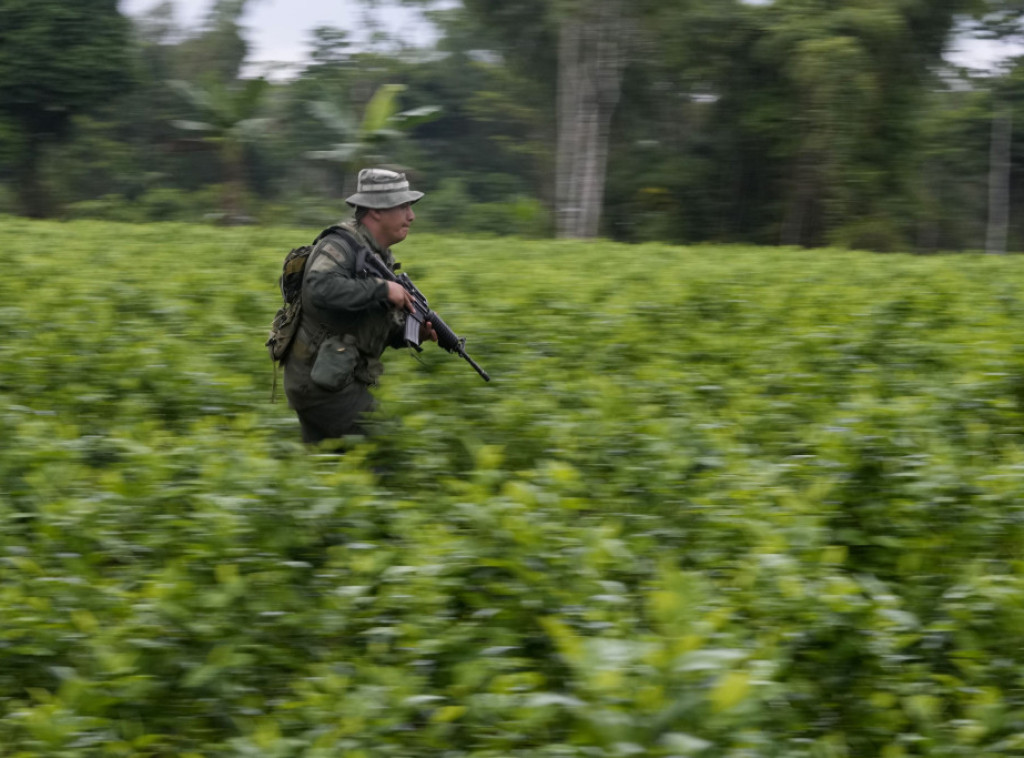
345 168 424 209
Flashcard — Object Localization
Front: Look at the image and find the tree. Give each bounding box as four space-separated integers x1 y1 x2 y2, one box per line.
970 5 1024 253
424 0 634 238
306 84 442 197
169 76 272 221
172 0 254 85
987 99 1013 253
639 0 985 248
555 0 633 238
758 0 977 247
909 80 991 252
0 0 132 216
398 4 554 210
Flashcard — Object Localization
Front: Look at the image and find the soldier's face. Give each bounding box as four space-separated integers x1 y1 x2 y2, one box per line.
372 203 415 246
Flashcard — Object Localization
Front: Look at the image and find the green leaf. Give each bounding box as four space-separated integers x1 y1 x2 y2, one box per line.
361 84 407 134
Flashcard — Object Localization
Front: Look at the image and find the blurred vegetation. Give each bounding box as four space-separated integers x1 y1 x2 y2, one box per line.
3 0 1024 248
5 2 1024 754
2 218 1024 754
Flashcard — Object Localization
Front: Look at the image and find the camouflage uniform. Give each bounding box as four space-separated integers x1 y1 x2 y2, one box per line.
283 221 408 442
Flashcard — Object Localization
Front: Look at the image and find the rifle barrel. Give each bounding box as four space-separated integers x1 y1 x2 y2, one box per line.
461 351 491 382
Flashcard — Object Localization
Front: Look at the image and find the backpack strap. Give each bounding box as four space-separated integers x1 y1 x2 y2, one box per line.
268 227 373 403
297 226 374 352
313 225 369 275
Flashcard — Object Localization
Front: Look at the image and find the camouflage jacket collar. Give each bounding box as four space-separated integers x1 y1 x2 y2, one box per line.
340 220 396 269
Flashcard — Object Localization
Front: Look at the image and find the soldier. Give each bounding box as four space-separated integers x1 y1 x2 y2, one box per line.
283 168 436 443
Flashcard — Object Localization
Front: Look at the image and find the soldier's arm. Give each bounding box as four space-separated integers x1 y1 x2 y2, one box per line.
304 238 390 313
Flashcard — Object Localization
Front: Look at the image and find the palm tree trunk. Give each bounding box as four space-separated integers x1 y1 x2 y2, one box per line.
555 0 629 239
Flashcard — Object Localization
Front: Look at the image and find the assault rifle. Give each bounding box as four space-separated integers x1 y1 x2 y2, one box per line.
361 253 491 382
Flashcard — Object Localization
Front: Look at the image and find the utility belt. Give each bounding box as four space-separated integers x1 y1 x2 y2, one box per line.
297 318 384 389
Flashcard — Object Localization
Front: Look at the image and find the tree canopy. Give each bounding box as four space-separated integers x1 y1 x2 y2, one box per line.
2 0 1024 250
0 0 132 216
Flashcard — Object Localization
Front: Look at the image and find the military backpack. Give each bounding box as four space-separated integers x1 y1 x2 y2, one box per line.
266 226 373 399
266 243 314 365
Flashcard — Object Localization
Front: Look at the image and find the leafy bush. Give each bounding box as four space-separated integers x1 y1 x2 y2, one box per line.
416 179 552 238
830 217 910 253
460 196 551 237
63 194 138 223
0 186 18 215
257 196 348 230
1 220 1024 756
64 186 254 226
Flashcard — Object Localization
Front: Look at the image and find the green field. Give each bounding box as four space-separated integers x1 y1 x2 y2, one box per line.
2 218 1024 757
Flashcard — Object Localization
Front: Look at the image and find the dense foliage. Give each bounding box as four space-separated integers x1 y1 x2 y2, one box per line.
0 0 132 217
2 218 1024 755
4 1 1024 249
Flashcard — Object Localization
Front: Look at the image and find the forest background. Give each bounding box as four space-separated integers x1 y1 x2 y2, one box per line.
6 0 1024 252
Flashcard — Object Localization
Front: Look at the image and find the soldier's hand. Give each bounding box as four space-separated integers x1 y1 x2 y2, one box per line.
421 320 438 343
386 281 414 312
